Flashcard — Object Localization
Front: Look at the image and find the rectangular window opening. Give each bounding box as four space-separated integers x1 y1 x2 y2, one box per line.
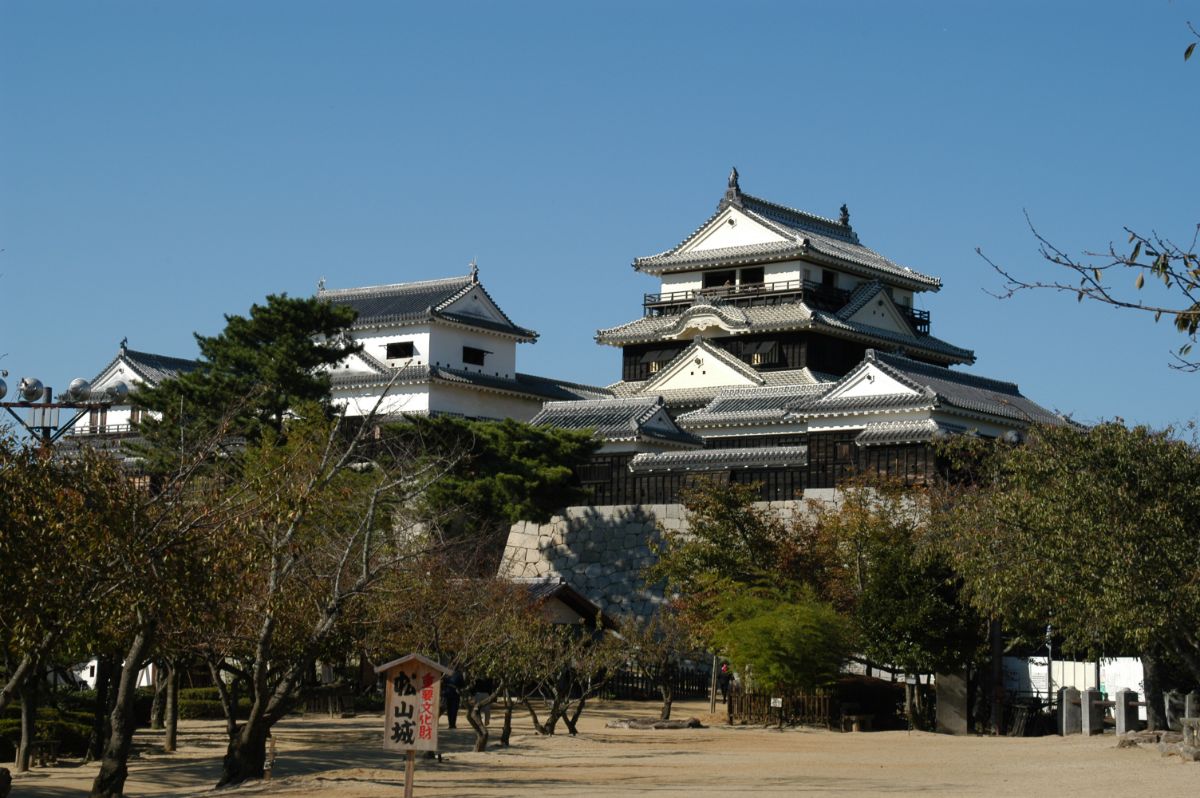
463 346 488 366
386 341 415 360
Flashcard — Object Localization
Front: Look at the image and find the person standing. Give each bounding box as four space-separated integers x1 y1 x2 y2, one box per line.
443 669 465 729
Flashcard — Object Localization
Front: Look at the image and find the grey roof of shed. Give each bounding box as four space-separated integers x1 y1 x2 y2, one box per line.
628 445 809 472
514 577 617 629
633 182 941 291
319 273 537 340
530 396 703 448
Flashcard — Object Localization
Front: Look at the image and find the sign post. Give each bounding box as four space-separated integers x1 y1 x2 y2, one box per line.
374 654 454 797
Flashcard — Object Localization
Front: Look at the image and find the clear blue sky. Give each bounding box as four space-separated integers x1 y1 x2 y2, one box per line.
2 1 1197 429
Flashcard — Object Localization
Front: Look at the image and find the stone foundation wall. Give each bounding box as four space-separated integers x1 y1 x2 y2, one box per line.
500 492 836 621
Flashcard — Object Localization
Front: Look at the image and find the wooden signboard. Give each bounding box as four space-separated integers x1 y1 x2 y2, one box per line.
375 654 454 797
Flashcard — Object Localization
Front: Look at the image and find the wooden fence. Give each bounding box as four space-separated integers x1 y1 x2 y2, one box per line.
728 686 833 727
602 666 711 701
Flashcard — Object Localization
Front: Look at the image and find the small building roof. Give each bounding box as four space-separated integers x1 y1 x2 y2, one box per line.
628 445 810 473
330 363 610 404
794 350 1062 427
373 652 454 676
530 395 703 448
515 577 618 629
319 272 538 341
89 343 200 388
675 383 830 429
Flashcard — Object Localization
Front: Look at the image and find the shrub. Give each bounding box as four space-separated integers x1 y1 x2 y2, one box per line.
0 711 94 759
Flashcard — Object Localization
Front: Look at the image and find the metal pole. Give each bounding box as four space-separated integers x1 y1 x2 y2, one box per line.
1046 624 1053 709
709 654 718 715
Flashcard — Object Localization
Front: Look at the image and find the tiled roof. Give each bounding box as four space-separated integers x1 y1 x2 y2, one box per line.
319 273 537 340
596 303 973 364
676 383 830 429
641 337 764 392
530 396 702 448
330 364 606 403
511 577 617 629
632 184 941 291
870 352 1063 426
628 445 809 472
789 350 1062 427
836 280 889 320
608 368 830 408
854 419 964 447
90 346 200 388
121 348 200 384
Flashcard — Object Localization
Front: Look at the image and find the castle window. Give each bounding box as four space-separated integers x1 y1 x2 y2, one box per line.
463 346 488 366
386 341 414 359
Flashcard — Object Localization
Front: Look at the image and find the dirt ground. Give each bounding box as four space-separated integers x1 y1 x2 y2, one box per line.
10 699 1199 797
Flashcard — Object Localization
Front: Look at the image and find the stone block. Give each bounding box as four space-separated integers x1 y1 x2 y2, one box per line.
1058 687 1082 735
1081 688 1104 735
1186 691 1200 720
935 671 969 735
1166 691 1185 732
1115 689 1141 735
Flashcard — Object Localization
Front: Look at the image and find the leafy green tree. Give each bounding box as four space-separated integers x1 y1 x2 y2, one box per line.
646 482 810 645
210 411 418 785
798 479 982 729
0 439 132 715
396 416 597 569
133 293 359 467
932 423 1200 726
710 585 852 695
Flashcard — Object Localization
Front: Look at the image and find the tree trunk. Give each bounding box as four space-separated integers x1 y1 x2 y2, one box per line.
563 696 585 736
465 704 489 752
659 684 673 721
522 697 549 735
149 662 166 730
1142 649 1167 732
89 656 115 762
218 716 271 787
90 623 155 798
16 676 38 774
164 663 180 754
0 653 39 715
499 690 514 747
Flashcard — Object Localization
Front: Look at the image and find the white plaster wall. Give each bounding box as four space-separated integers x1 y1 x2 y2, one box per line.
428 384 542 421
352 325 432 368
426 325 518 379
690 208 785 251
660 272 703 293
334 386 430 418
764 261 806 284
834 365 920 399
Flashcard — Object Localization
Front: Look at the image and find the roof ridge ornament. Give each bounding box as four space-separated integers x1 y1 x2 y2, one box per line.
119 337 128 354
722 166 743 208
839 204 851 228
469 259 479 283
